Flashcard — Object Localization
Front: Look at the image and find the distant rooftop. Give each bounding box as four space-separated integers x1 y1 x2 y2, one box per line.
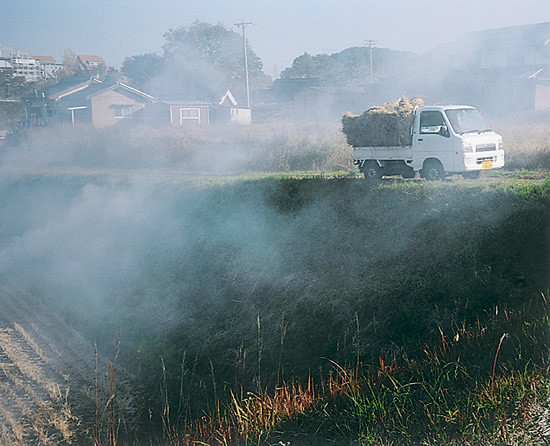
76 55 106 70
468 21 550 49
32 55 57 64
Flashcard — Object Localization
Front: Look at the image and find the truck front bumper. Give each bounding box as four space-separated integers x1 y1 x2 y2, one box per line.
463 150 505 171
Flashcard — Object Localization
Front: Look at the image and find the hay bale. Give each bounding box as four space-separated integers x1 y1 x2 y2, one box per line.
342 96 425 147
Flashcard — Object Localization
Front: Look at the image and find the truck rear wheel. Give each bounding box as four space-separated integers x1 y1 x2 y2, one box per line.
421 160 445 181
401 166 416 179
363 161 383 181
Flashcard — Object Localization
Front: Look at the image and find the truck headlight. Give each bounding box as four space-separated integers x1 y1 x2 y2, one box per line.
498 140 503 150
462 142 473 153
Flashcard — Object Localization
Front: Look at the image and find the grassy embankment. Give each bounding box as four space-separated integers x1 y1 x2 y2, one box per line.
123 178 550 445
1 173 548 445
0 118 549 445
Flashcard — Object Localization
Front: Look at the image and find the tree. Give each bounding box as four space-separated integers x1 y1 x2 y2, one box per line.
121 53 163 89
0 69 28 126
281 53 316 78
155 20 271 101
281 47 418 86
280 52 343 83
0 69 29 98
60 49 78 78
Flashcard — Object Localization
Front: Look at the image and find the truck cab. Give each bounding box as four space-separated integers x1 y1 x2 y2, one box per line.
354 105 505 180
412 105 504 179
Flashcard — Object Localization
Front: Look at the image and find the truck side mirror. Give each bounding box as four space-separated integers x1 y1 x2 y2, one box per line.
439 125 450 138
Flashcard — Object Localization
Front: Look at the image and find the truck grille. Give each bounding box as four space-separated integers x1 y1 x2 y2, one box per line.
475 143 496 152
476 156 496 164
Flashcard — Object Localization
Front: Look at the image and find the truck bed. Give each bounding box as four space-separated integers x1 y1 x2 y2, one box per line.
354 146 413 160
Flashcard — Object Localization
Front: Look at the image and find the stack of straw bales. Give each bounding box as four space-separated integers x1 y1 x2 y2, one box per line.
342 96 425 147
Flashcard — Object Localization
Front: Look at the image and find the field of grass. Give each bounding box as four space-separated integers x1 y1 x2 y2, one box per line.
492 118 550 171
2 115 548 174
0 121 353 174
0 119 549 445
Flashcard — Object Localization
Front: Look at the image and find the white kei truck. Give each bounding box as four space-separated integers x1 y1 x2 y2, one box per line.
353 105 505 180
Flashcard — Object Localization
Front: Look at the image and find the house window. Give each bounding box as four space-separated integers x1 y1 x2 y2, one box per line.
114 105 133 118
180 107 200 125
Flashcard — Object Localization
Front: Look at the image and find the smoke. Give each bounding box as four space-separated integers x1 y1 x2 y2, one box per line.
1 145 548 444
0 169 287 336
0 22 547 359
267 24 550 120
146 46 228 101
1 15 548 443
0 118 351 176
2 180 157 313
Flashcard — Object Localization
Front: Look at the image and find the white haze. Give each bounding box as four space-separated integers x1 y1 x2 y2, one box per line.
3 0 548 75
0 170 286 336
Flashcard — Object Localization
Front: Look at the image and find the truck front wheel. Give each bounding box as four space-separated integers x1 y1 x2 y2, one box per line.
421 160 445 181
363 161 383 181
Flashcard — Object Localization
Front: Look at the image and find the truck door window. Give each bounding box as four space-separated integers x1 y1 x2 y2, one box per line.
420 111 448 136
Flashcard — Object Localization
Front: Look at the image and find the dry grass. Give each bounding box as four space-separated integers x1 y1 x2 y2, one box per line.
492 120 550 170
0 328 55 398
152 294 550 446
48 385 75 443
0 324 76 445
342 96 423 147
13 323 48 363
1 121 353 173
0 403 25 444
4 118 549 175
159 373 337 445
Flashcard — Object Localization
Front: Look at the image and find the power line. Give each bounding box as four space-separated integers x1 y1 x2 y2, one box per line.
365 39 376 84
235 21 253 108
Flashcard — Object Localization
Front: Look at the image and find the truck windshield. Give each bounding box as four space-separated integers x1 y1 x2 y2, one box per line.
445 108 489 134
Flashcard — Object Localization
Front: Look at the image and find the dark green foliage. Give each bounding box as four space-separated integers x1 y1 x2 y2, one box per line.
280 47 418 85
157 20 270 99
0 69 30 126
0 69 30 99
118 20 272 99
1 174 548 443
54 178 546 428
0 101 25 127
121 53 163 89
163 21 264 79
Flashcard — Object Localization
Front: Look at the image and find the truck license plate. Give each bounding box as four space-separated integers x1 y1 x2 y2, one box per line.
481 160 493 169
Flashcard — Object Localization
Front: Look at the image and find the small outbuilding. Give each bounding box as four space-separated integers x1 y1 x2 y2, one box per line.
148 90 251 128
215 90 251 124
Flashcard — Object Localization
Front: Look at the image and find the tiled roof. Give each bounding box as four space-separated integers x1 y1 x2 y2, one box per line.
77 55 105 70
32 56 56 64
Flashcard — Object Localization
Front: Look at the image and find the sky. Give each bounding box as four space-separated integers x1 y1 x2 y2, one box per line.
2 0 549 78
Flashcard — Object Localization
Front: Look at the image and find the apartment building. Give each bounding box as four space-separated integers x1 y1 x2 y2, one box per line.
0 46 62 81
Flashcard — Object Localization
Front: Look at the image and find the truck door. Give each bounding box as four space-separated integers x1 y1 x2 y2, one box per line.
416 110 454 171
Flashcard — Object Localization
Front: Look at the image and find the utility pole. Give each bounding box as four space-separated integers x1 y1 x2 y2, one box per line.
366 39 376 84
235 21 253 108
